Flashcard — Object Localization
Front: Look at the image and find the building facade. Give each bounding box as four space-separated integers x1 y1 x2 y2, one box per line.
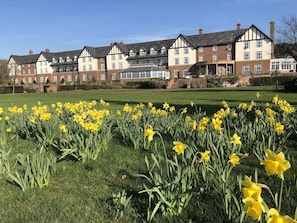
8 20 294 87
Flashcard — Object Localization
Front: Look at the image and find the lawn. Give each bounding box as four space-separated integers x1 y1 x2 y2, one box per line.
0 86 296 223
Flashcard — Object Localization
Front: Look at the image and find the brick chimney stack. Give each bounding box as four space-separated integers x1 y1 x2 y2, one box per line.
237 21 241 30
29 49 33 55
199 27 203 35
45 48 50 52
270 19 275 58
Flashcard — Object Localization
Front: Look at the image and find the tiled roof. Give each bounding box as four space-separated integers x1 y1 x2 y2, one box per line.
126 38 175 53
84 45 111 58
185 28 248 47
10 54 39 64
41 49 81 61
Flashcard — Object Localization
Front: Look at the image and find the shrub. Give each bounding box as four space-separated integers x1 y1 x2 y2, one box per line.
284 78 297 92
250 76 297 86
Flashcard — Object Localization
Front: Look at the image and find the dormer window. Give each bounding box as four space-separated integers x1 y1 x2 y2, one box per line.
150 48 157 55
66 56 71 62
52 58 57 63
139 49 146 56
74 56 77 61
161 46 166 54
129 50 136 57
59 57 64 63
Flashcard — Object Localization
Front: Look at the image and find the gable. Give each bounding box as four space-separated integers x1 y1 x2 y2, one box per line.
237 25 271 42
170 35 193 49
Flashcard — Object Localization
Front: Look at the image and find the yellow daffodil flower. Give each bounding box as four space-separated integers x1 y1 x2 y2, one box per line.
229 153 240 166
230 133 242 145
267 208 297 223
199 150 210 163
144 125 155 142
172 141 188 155
262 149 291 180
242 197 263 221
274 122 284 135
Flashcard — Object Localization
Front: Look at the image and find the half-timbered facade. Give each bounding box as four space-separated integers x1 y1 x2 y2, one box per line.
78 46 111 82
7 20 283 87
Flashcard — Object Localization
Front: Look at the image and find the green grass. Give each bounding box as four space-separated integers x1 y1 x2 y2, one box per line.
0 86 296 114
0 86 296 222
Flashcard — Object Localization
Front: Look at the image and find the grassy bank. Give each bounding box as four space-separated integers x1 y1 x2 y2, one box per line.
0 86 296 222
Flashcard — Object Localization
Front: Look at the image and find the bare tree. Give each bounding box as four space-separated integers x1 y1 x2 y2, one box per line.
277 13 297 60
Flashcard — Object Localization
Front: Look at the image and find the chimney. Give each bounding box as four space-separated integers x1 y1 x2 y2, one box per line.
237 21 241 30
29 49 33 55
45 48 50 52
199 27 203 35
270 19 275 58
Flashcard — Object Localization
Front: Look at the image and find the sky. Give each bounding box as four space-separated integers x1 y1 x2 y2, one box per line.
0 0 296 59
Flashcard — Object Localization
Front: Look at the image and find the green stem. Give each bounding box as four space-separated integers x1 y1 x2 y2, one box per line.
278 179 284 212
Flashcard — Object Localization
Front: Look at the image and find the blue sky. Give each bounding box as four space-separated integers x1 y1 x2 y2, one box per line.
0 0 296 59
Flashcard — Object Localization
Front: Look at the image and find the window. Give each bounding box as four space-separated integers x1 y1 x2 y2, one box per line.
174 70 179 78
256 51 262 59
89 64 92 70
119 62 122 68
184 48 189 54
112 63 116 69
112 73 116 80
243 65 250 74
161 47 166 54
212 55 217 61
118 54 122 60
68 75 72 81
254 64 262 74
129 50 136 57
227 44 232 50
244 41 250 49
174 48 179 55
150 48 157 55
88 57 92 62
213 45 217 51
244 52 250 60
53 76 58 82
271 61 279 70
256 40 262 48
83 74 87 81
100 73 106 80
227 54 232 60
199 46 203 52
139 49 146 56
82 58 86 63
83 65 86 71
199 56 203 62
174 58 179 65
101 64 105 69
184 57 189 64
111 55 115 60
40 61 43 66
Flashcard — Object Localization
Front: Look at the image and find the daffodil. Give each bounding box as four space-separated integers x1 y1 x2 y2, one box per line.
229 153 240 166
144 125 155 142
242 197 263 221
59 124 67 133
242 176 265 221
267 208 297 223
199 150 210 163
172 141 188 155
212 118 222 131
163 102 170 110
230 133 242 145
274 122 284 135
262 149 291 180
256 92 261 98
